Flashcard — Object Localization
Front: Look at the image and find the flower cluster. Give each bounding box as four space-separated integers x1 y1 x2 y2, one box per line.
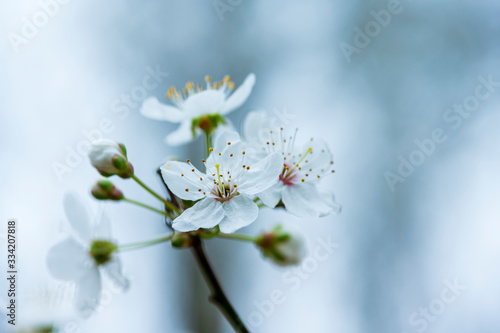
46 73 340 329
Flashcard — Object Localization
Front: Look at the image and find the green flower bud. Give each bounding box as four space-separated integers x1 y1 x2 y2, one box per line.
88 139 134 178
255 225 306 267
89 240 117 265
91 179 124 201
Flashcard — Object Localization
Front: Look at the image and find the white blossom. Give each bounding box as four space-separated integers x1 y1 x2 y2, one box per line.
243 110 341 217
141 73 256 145
46 193 128 318
161 130 283 233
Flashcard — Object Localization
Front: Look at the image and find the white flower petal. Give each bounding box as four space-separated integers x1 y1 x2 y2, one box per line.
46 237 88 281
104 257 129 292
183 89 226 117
220 73 256 114
93 207 112 239
75 266 102 318
257 182 285 208
212 129 241 152
140 97 185 123
165 120 198 146
300 138 333 178
243 110 270 141
172 198 225 232
282 182 336 218
63 192 92 242
237 153 284 195
218 195 259 233
161 161 208 201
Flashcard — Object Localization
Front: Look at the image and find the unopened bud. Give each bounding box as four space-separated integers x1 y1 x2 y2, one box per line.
91 179 124 201
88 139 134 178
255 225 306 267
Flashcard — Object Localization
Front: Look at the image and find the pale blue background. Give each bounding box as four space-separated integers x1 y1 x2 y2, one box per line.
1 0 500 332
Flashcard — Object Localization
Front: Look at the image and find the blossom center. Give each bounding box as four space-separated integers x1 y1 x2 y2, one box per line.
212 163 238 202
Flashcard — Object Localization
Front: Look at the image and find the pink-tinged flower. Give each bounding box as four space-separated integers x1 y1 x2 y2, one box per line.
46 193 128 318
141 73 256 145
243 110 341 218
160 130 283 233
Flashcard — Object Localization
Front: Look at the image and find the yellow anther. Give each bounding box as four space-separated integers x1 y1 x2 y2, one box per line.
246 166 250 170
202 159 205 163
185 188 189 192
227 82 235 89
223 75 231 83
186 81 194 90
205 75 211 82
209 148 214 152
186 159 190 163
301 179 305 182
228 142 231 145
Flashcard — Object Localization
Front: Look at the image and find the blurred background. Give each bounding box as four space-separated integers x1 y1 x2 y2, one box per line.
1 0 500 332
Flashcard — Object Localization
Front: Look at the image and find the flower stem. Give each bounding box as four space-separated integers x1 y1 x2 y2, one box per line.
217 233 256 243
132 175 181 214
191 237 249 333
117 233 173 251
123 198 173 218
204 130 212 159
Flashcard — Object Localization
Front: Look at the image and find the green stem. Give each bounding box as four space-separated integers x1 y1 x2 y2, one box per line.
217 233 256 243
117 233 173 251
132 175 181 214
204 130 212 159
123 198 173 218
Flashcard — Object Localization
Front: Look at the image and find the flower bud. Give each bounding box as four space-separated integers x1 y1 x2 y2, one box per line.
255 225 306 266
88 139 134 178
91 179 124 201
89 240 117 265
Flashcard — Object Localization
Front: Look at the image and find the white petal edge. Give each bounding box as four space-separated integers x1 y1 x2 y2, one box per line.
165 120 197 146
218 195 259 233
75 266 102 319
281 182 336 218
93 207 112 239
63 192 93 243
46 237 89 281
220 73 256 115
172 198 225 232
140 97 185 123
161 161 208 201
257 182 285 208
104 257 130 292
183 89 226 117
237 153 284 195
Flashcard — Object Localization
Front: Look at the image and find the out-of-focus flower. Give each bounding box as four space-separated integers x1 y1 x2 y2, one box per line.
91 179 124 201
161 130 283 233
141 73 256 145
255 225 307 266
46 193 129 318
243 110 341 218
88 139 134 178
